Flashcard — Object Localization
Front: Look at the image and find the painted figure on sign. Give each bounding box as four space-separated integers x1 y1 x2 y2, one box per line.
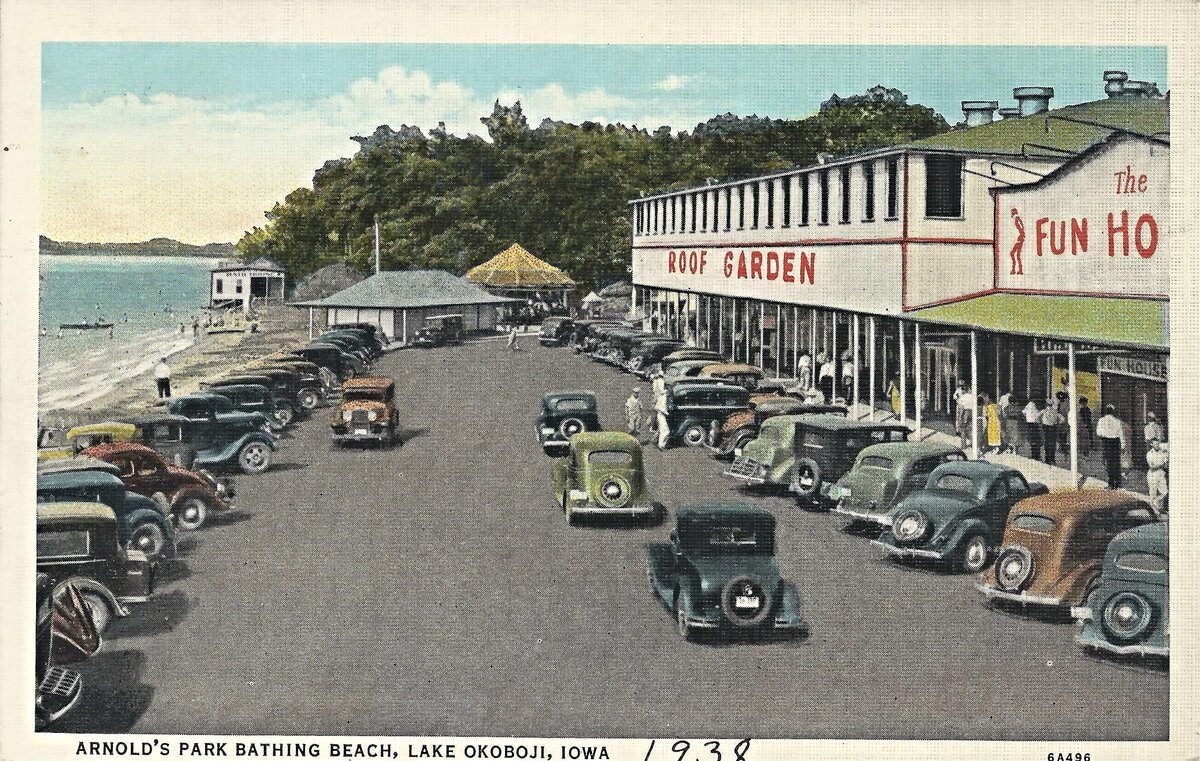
1009 208 1025 275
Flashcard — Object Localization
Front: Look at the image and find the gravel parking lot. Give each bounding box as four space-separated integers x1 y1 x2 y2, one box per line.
55 337 1168 739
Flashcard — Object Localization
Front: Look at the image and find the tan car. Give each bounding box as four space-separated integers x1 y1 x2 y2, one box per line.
331 376 399 447
699 363 765 391
976 490 1159 610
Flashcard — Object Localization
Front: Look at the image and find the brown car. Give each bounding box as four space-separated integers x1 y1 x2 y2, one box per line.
976 490 1159 610
699 363 766 391
81 442 235 531
331 376 399 447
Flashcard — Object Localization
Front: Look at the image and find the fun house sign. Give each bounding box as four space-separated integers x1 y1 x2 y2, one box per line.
994 134 1168 299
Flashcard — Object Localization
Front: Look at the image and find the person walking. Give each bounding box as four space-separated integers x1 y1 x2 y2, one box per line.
1056 392 1071 456
817 352 836 402
1039 400 1062 465
1077 397 1094 457
506 325 519 352
654 374 670 451
1143 412 1164 448
154 357 172 399
1145 437 1168 515
797 354 813 391
998 391 1017 453
957 387 976 450
1096 405 1126 489
1023 398 1042 461
625 388 643 439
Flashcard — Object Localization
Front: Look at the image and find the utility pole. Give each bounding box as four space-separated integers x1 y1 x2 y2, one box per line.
374 213 381 275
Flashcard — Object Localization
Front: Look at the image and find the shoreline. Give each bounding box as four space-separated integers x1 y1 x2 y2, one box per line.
38 305 312 430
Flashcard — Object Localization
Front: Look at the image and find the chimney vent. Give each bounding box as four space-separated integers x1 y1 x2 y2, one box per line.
1013 86 1054 116
998 107 1021 120
1122 80 1162 98
1104 70 1128 98
961 100 999 127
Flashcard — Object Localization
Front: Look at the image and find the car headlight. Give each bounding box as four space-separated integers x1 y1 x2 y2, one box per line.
342 410 353 421
602 481 624 501
891 510 929 543
367 410 378 422
994 546 1034 591
1102 591 1154 643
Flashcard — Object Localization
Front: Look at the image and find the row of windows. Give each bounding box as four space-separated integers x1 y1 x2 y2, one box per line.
634 155 964 236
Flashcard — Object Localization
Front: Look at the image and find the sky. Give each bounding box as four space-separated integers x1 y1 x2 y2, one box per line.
40 44 1167 245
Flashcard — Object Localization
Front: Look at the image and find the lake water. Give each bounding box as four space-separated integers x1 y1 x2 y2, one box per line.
39 255 217 410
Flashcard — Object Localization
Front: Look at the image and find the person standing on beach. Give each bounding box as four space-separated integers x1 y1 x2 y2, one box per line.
154 357 172 399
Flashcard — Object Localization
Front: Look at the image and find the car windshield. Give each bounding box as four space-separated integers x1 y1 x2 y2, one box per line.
37 530 91 559
588 450 632 466
933 474 976 493
859 455 893 470
555 399 592 412
694 524 771 555
343 390 386 403
1012 514 1056 533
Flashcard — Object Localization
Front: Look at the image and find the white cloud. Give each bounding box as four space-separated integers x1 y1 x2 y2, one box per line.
651 74 693 91
40 66 714 243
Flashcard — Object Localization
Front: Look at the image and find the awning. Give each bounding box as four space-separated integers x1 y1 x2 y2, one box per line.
909 293 1168 351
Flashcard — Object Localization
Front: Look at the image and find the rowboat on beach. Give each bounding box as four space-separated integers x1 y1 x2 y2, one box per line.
59 321 114 330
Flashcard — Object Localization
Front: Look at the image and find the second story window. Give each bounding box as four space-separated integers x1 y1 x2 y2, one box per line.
800 175 810 226
925 155 964 218
781 177 791 228
765 181 775 228
818 170 830 225
750 183 760 229
864 162 876 222
887 157 900 219
839 166 851 223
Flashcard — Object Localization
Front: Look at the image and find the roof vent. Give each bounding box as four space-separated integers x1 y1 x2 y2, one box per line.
961 100 999 127
1104 70 1128 98
1122 80 1162 98
1013 86 1054 116
998 107 1021 119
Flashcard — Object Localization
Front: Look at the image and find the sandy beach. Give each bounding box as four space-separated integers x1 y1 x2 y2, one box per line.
38 305 313 430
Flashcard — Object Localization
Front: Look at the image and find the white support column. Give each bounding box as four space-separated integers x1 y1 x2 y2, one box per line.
402 309 408 345
971 330 979 460
308 307 314 340
852 314 860 419
758 302 766 370
1068 341 1079 487
832 312 838 391
914 322 923 439
869 317 877 422
792 306 799 374
899 321 908 427
810 308 817 367
744 300 751 363
994 340 1001 402
775 304 782 378
705 296 711 349
718 297 725 354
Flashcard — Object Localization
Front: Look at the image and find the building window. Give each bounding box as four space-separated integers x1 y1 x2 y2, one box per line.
781 177 791 228
750 183 760 229
235 279 243 294
700 192 708 232
818 170 830 225
691 192 698 232
765 181 775 228
712 189 720 232
672 196 679 232
925 155 964 218
887 158 900 219
725 187 732 231
863 162 875 221
839 166 851 223
738 185 746 229
800 175 810 226
215 278 223 294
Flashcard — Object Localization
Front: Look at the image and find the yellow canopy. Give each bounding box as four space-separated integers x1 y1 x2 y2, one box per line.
465 244 575 289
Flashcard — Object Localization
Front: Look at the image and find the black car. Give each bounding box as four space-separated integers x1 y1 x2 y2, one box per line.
788 416 911 506
206 383 287 429
35 573 95 729
629 338 689 377
537 391 602 456
571 319 621 353
539 316 575 346
296 342 365 381
663 382 751 448
207 374 302 427
412 315 465 347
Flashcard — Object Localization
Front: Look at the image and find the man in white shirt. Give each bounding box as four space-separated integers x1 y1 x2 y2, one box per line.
154 357 172 399
1145 438 1168 514
655 379 670 451
1038 401 1062 465
625 388 643 438
957 388 976 449
1023 399 1042 460
953 381 970 435
1143 412 1164 447
817 352 835 402
1096 405 1125 488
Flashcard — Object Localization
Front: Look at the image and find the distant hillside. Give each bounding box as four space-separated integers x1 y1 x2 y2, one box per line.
40 236 235 258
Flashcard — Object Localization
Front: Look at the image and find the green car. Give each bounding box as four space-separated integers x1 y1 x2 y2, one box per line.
551 431 662 525
1072 522 1168 658
646 503 808 641
830 441 966 528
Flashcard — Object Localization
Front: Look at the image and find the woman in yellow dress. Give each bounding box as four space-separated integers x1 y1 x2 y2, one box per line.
887 375 901 416
983 394 1001 452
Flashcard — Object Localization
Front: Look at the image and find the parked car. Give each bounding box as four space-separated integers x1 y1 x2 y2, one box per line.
296 342 364 381
318 331 374 362
37 502 153 632
205 383 287 430
551 431 661 524
81 441 235 531
412 315 465 348
537 391 601 456
539 316 575 346
264 355 338 396
248 364 324 410
37 469 177 562
586 324 630 361
663 359 716 384
323 327 383 358
604 331 653 367
61 422 137 455
37 455 122 478
662 382 751 448
34 574 96 729
977 491 1159 611
205 374 301 427
329 322 387 352
331 376 399 446
709 399 847 461
1072 521 1168 658
124 413 199 469
725 415 909 503
699 363 765 391
830 441 967 527
571 319 622 354
660 348 725 374
646 502 807 641
162 392 277 474
871 461 1050 572
628 339 689 377
37 427 73 461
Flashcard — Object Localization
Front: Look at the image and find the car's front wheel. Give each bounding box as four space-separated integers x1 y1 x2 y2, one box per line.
175 496 209 531
274 406 294 428
959 534 989 573
792 457 822 502
681 424 707 447
237 442 272 474
297 388 320 410
128 521 167 561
